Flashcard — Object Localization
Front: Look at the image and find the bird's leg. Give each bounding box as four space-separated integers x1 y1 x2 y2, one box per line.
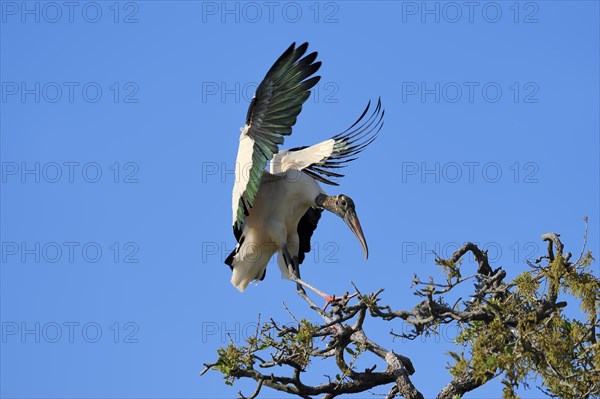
291 256 307 298
281 245 334 303
282 245 331 301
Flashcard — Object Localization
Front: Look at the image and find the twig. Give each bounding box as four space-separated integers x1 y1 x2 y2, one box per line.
574 216 590 267
238 378 264 399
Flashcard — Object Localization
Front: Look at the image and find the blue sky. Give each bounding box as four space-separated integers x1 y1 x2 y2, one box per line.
1 1 598 398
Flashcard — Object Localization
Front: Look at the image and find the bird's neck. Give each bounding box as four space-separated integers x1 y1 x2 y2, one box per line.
315 194 336 211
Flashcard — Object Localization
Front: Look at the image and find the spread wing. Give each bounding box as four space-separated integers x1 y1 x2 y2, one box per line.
270 98 384 185
231 42 321 229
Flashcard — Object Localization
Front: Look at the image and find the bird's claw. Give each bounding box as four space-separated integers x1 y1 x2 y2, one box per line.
323 292 358 311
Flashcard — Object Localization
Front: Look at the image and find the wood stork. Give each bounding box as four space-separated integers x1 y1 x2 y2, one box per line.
225 42 384 298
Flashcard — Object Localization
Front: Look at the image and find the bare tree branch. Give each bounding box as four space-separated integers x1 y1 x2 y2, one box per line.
205 230 599 399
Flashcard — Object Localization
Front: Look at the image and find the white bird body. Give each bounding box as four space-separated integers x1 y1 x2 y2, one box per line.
230 168 325 291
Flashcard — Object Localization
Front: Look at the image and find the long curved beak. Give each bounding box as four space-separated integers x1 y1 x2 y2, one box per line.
344 210 369 259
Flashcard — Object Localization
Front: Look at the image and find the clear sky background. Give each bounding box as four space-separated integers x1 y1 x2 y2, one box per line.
1 1 598 398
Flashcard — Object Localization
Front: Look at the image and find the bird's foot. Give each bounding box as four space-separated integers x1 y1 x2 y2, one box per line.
323 292 358 311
